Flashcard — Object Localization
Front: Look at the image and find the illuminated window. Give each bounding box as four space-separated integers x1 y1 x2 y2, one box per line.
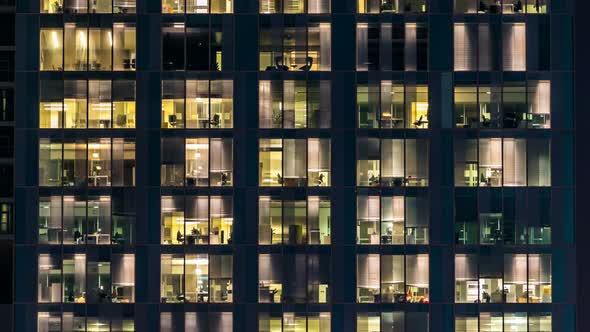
160 254 233 303
160 137 233 187
40 28 63 71
259 80 330 129
259 196 330 245
260 22 331 72
259 138 331 187
161 195 233 245
357 254 429 303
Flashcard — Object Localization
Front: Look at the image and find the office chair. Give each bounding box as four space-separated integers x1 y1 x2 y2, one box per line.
413 115 426 128
210 113 220 128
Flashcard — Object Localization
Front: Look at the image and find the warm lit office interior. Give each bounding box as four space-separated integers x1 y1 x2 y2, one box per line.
356 194 428 245
161 80 233 129
161 195 233 245
454 138 551 187
162 0 233 13
454 23 526 72
356 138 429 187
258 312 331 332
160 137 233 187
38 195 133 245
357 0 426 13
259 22 331 72
356 254 429 304
40 80 136 129
453 82 550 129
455 312 551 332
160 254 233 303
38 313 135 332
259 80 331 129
356 312 429 332
357 83 429 129
259 0 331 13
38 253 135 303
258 138 331 187
40 23 136 71
41 0 137 13
454 0 547 14
258 196 331 245
39 138 136 187
455 254 551 304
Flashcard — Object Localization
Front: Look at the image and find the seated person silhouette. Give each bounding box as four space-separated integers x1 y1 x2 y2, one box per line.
316 173 324 186
300 57 313 71
221 172 229 185
176 230 184 244
266 56 289 71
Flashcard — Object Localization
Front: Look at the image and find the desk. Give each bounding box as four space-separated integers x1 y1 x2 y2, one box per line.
282 176 306 187
88 175 110 187
86 233 111 245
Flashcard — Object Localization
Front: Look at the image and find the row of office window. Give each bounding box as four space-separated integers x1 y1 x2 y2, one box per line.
454 82 550 129
162 80 233 129
259 20 331 72
455 312 551 332
357 254 429 303
359 312 549 332
161 137 233 187
40 0 136 14
37 79 552 131
258 196 331 245
38 0 550 15
358 83 429 129
454 189 552 245
40 24 136 71
357 312 429 332
160 312 233 332
39 138 136 187
454 138 551 187
39 80 135 129
34 251 551 324
259 138 331 187
39 22 547 73
38 137 551 189
355 137 551 188
356 138 429 187
160 253 233 303
38 253 135 303
37 311 552 332
161 195 233 245
357 193 428 245
259 312 331 332
39 193 135 245
359 80 551 130
455 254 551 303
38 312 134 332
259 80 331 129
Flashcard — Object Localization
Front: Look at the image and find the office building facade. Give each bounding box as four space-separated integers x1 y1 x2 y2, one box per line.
13 0 579 331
